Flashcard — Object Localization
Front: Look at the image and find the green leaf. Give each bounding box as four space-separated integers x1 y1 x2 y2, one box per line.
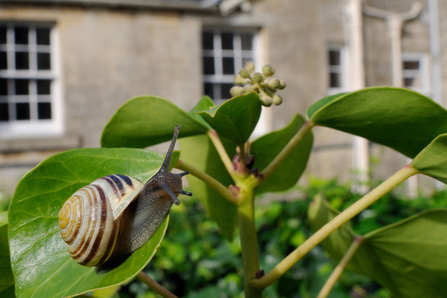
411 133 447 184
188 96 215 129
9 148 171 298
0 224 14 296
0 211 7 225
101 96 209 148
197 92 262 145
306 93 347 118
308 87 447 158
308 194 447 298
251 114 313 194
178 134 237 241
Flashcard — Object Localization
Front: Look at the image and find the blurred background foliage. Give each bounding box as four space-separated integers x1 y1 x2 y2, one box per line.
3 176 447 298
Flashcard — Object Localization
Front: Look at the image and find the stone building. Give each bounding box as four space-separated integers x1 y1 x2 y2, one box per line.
0 0 444 196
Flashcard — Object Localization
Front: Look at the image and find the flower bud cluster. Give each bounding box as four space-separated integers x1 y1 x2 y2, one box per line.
230 61 286 107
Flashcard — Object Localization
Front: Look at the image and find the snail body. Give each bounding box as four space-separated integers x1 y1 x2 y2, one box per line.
58 126 191 268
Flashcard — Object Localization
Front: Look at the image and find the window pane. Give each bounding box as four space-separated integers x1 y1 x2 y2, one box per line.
202 32 214 50
15 79 29 95
329 50 340 66
220 83 233 99
36 28 51 45
203 56 215 75
404 78 414 87
241 33 253 50
0 51 6 70
204 83 214 98
0 103 8 121
242 58 253 68
15 52 29 69
403 61 419 70
330 73 340 88
0 26 6 44
0 79 7 95
37 52 51 70
38 102 51 119
16 103 30 120
37 80 51 95
14 27 28 45
222 57 235 74
221 33 233 50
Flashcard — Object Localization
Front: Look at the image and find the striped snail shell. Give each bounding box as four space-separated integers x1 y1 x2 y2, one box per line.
58 126 192 269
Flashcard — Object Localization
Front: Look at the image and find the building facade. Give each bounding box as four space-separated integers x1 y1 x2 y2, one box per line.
0 0 444 196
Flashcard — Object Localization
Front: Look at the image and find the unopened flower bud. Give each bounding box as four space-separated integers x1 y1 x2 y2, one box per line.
262 65 275 77
239 68 250 78
272 94 283 105
260 93 273 106
230 86 244 97
243 85 256 93
278 79 287 90
234 74 247 85
252 72 263 83
268 78 281 89
245 61 255 73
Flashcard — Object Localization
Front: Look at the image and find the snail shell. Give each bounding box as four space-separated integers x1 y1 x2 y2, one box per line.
58 126 191 268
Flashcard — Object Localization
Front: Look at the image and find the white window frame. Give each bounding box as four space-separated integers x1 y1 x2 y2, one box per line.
402 53 430 96
327 46 348 95
0 22 63 139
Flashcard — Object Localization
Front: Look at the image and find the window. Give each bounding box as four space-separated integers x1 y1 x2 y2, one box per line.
402 53 430 95
202 29 258 105
0 23 62 138
327 46 347 94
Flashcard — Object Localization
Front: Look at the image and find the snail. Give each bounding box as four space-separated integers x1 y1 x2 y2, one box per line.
58 126 191 271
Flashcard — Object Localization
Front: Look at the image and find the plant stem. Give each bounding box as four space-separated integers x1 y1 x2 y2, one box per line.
238 185 262 298
258 120 315 184
137 271 178 298
317 236 364 298
207 130 234 176
252 164 419 289
175 159 239 205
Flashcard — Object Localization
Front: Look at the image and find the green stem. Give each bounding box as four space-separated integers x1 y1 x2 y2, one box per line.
252 164 419 289
137 271 178 298
207 130 234 176
317 236 364 298
238 188 263 298
258 120 315 184
175 159 239 205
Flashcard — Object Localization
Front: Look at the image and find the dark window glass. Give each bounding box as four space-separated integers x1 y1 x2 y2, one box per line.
38 102 51 119
14 27 28 45
404 78 415 87
15 79 29 95
16 103 30 120
221 33 233 50
220 83 233 99
329 50 340 66
403 61 419 70
204 83 213 98
0 103 8 121
330 73 340 88
15 52 29 69
241 33 253 50
222 57 235 74
0 79 7 95
0 26 6 44
202 32 214 50
203 56 215 75
37 52 51 70
0 51 6 70
37 80 51 95
36 28 50 45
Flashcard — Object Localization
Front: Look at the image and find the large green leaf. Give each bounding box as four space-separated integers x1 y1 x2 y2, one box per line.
179 134 237 241
308 194 447 298
197 92 262 145
9 148 174 298
411 133 447 184
251 114 313 194
0 224 14 297
308 87 447 158
188 96 215 129
101 96 209 148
